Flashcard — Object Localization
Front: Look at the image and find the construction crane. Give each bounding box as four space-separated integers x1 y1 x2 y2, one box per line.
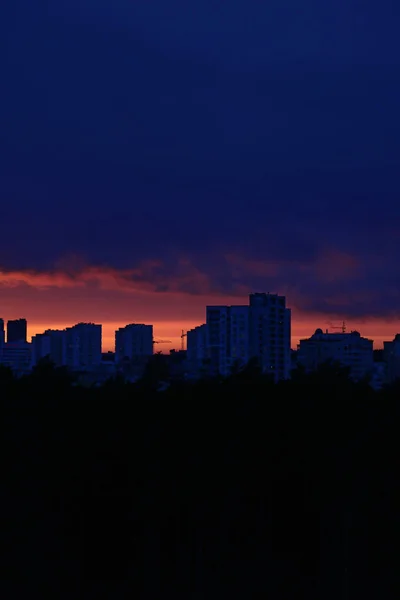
329 321 347 333
153 339 171 345
181 329 187 351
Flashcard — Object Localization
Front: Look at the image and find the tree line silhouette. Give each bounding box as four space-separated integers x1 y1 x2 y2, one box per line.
2 357 399 599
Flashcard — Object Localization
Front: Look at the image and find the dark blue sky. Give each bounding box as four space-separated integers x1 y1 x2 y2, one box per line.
2 0 400 335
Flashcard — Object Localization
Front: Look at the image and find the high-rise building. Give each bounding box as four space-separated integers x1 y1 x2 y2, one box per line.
44 329 68 367
206 304 250 377
7 318 27 343
65 323 102 369
249 293 291 381
31 333 52 366
31 330 69 367
115 324 153 363
297 328 373 381
205 293 291 381
1 318 31 373
186 324 208 377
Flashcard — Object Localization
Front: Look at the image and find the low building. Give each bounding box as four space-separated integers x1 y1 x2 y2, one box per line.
1 342 32 375
297 328 374 381
167 350 188 380
370 361 386 390
75 360 117 386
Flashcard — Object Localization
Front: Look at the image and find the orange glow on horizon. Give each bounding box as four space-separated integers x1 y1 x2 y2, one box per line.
25 318 400 352
1 264 399 352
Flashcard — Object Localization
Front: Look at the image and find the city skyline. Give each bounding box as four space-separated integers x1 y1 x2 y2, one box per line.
3 3 399 594
0 293 395 388
0 298 398 353
2 1 400 352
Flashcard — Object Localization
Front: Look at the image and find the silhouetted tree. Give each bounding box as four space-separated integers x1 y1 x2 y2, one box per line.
1 360 398 599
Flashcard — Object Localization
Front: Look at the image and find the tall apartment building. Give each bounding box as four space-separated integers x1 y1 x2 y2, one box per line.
205 293 291 381
44 329 68 366
31 333 52 366
1 318 30 373
186 324 208 377
115 324 153 363
206 304 250 377
65 323 102 369
31 329 68 367
297 328 373 381
249 293 291 380
7 318 27 343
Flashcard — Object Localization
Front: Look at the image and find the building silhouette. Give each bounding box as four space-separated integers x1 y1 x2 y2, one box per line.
44 329 68 367
249 292 291 381
186 324 208 378
65 323 102 369
206 304 250 377
297 328 374 381
31 333 51 366
115 324 153 363
7 318 27 343
1 342 32 374
188 293 291 381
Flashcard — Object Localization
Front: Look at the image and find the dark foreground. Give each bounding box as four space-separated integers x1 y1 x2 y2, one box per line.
2 362 399 599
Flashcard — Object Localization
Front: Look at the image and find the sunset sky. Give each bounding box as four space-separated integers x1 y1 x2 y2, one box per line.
2 1 400 351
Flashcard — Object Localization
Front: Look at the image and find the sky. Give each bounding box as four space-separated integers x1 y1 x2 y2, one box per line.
1 0 400 350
